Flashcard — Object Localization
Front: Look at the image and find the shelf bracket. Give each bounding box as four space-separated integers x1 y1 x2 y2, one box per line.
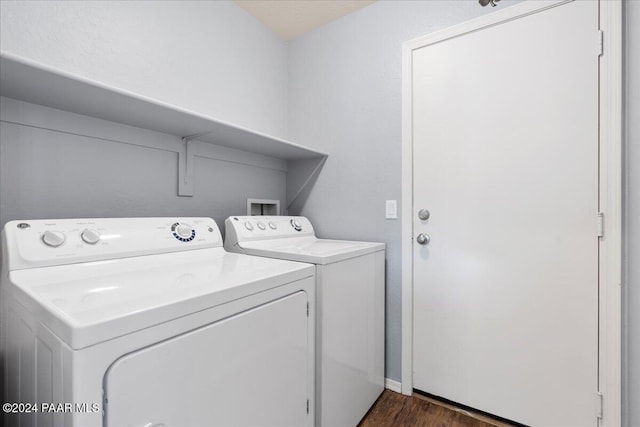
178 136 195 197
286 155 328 212
178 130 217 196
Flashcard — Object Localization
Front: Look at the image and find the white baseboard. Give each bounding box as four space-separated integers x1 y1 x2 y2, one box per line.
384 378 402 393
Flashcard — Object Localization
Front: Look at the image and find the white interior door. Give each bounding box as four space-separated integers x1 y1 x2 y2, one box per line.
411 2 599 425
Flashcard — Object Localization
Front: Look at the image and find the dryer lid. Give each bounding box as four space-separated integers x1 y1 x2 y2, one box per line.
7 248 314 349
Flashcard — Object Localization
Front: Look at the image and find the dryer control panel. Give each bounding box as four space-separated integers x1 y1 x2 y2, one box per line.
224 216 315 244
2 217 222 271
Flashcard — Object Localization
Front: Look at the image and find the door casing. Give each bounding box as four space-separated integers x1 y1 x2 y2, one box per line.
400 1 622 426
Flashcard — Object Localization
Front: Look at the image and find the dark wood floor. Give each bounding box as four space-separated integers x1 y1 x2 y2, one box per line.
358 390 513 427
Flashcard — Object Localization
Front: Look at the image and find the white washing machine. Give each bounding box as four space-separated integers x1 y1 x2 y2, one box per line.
1 217 315 427
224 216 385 427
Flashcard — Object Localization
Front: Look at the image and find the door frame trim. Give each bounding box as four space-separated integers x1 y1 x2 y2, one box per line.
400 1 622 426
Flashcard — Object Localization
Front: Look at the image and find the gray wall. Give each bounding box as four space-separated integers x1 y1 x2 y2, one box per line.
0 0 288 138
0 0 289 230
0 99 286 233
287 0 521 383
624 1 639 425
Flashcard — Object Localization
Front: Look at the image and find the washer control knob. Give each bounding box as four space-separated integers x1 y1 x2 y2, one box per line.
42 230 66 247
171 222 196 242
268 221 277 230
244 221 254 231
257 221 266 230
175 224 193 238
290 219 302 231
81 229 101 244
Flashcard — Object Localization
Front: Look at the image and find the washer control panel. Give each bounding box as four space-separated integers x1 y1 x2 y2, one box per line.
2 217 222 271
225 216 315 244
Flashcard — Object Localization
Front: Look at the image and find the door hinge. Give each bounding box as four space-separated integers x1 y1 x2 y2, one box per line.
307 302 309 317
306 398 310 414
597 212 604 237
598 30 604 56
596 391 603 419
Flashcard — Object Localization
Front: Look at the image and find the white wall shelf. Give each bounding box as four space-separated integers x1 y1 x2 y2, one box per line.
0 52 327 200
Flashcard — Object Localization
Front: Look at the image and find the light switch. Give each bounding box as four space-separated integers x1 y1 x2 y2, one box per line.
386 200 397 219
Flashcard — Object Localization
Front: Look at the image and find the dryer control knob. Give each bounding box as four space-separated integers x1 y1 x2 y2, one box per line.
257 221 266 230
42 230 66 247
268 221 277 230
244 221 254 231
290 219 302 231
81 229 101 244
175 224 193 238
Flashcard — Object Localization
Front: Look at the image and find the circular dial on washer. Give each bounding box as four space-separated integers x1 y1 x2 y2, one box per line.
257 221 266 230
244 221 254 231
42 230 66 247
176 224 193 238
171 222 196 242
290 219 302 231
81 228 101 244
268 221 277 230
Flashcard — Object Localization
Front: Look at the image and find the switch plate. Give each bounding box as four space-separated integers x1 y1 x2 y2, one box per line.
386 200 397 219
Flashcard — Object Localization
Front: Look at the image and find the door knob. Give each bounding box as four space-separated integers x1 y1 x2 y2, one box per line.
416 233 430 245
418 209 430 221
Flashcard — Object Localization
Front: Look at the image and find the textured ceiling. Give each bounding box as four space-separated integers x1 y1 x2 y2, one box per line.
235 1 376 40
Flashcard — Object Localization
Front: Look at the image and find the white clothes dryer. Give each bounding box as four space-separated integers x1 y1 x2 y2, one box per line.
1 217 315 427
224 216 385 427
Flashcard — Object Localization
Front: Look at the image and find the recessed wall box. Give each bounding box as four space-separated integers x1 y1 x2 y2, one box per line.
247 199 280 216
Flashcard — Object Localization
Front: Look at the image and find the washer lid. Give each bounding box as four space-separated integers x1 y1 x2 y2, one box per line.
8 248 313 350
238 237 385 265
